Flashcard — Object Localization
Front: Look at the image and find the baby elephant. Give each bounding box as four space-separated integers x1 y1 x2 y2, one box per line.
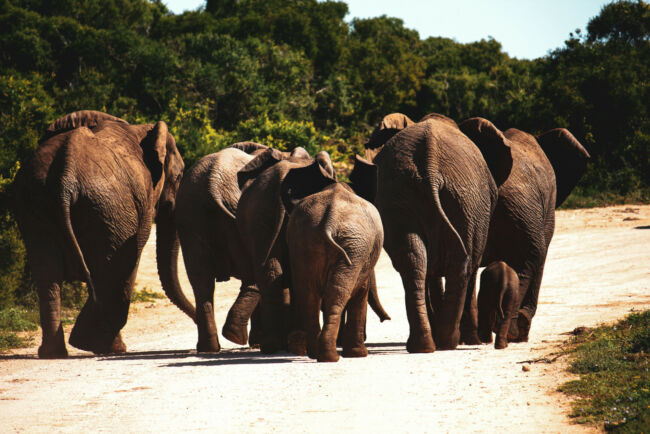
282 158 383 362
478 261 521 349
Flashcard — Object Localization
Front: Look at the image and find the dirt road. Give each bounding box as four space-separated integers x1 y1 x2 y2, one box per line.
2 206 649 433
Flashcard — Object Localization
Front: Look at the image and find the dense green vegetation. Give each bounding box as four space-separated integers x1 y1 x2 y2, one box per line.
0 1 648 314
559 310 649 432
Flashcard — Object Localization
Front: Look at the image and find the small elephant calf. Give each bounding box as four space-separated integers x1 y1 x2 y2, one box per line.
282 159 384 362
478 261 522 349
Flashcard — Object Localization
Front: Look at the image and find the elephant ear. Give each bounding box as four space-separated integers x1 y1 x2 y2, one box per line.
41 110 128 143
459 117 513 187
348 155 377 203
228 141 268 155
281 160 337 213
419 112 458 129
366 113 415 150
315 150 336 179
140 121 169 189
536 128 591 208
290 146 311 159
237 147 283 189
141 122 169 189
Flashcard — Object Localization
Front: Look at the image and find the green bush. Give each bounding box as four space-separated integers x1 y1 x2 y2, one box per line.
559 310 650 431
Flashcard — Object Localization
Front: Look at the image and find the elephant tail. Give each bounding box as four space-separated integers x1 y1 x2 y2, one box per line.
60 189 97 304
215 197 237 220
320 206 353 266
367 271 390 322
324 229 353 266
431 182 469 273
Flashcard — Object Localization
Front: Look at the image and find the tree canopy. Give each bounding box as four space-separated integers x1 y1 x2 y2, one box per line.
0 0 648 306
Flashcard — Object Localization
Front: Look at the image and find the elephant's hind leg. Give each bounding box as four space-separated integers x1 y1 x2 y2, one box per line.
318 302 343 362
34 265 67 358
434 265 471 350
342 284 369 358
394 234 435 353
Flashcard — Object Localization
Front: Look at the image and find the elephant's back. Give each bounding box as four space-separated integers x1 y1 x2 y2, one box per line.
177 148 252 215
289 184 383 270
503 128 556 208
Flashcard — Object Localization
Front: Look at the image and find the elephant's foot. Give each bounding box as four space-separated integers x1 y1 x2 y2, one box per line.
69 323 126 355
317 348 340 362
260 334 284 354
513 311 531 343
342 345 368 358
248 327 262 349
287 330 307 356
478 329 493 344
221 322 248 346
494 338 508 349
92 332 127 355
107 332 127 354
434 329 460 351
38 325 68 358
38 335 68 359
406 333 435 353
197 336 221 353
460 330 482 345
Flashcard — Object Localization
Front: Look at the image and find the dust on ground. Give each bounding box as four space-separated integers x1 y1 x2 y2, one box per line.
1 205 649 433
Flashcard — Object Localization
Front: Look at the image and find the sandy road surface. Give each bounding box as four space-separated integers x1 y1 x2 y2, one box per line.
1 206 649 433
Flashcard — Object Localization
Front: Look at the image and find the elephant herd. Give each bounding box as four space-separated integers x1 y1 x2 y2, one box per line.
12 110 590 362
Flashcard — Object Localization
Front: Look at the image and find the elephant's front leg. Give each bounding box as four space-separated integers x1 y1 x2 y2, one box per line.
223 282 260 347
459 270 481 345
342 284 369 358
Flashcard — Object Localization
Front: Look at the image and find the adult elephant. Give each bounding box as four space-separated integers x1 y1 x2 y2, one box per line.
360 116 497 351
236 148 337 353
174 141 270 352
459 118 590 342
13 110 192 358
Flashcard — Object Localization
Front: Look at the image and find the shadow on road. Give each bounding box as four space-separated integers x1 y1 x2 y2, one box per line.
1 342 481 362
0 354 96 361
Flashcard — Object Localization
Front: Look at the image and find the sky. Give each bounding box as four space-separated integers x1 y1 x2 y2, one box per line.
162 0 611 59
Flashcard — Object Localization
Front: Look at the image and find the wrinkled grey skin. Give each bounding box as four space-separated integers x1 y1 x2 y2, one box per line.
284 179 384 362
174 142 268 353
361 116 497 351
477 261 521 349
12 111 189 358
236 148 335 354
459 118 590 342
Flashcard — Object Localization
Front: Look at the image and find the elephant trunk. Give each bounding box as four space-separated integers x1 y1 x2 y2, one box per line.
156 202 197 323
367 271 390 322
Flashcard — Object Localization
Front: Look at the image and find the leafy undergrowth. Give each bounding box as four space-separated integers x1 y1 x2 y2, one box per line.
561 187 650 209
0 286 166 352
130 288 166 303
559 310 649 432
